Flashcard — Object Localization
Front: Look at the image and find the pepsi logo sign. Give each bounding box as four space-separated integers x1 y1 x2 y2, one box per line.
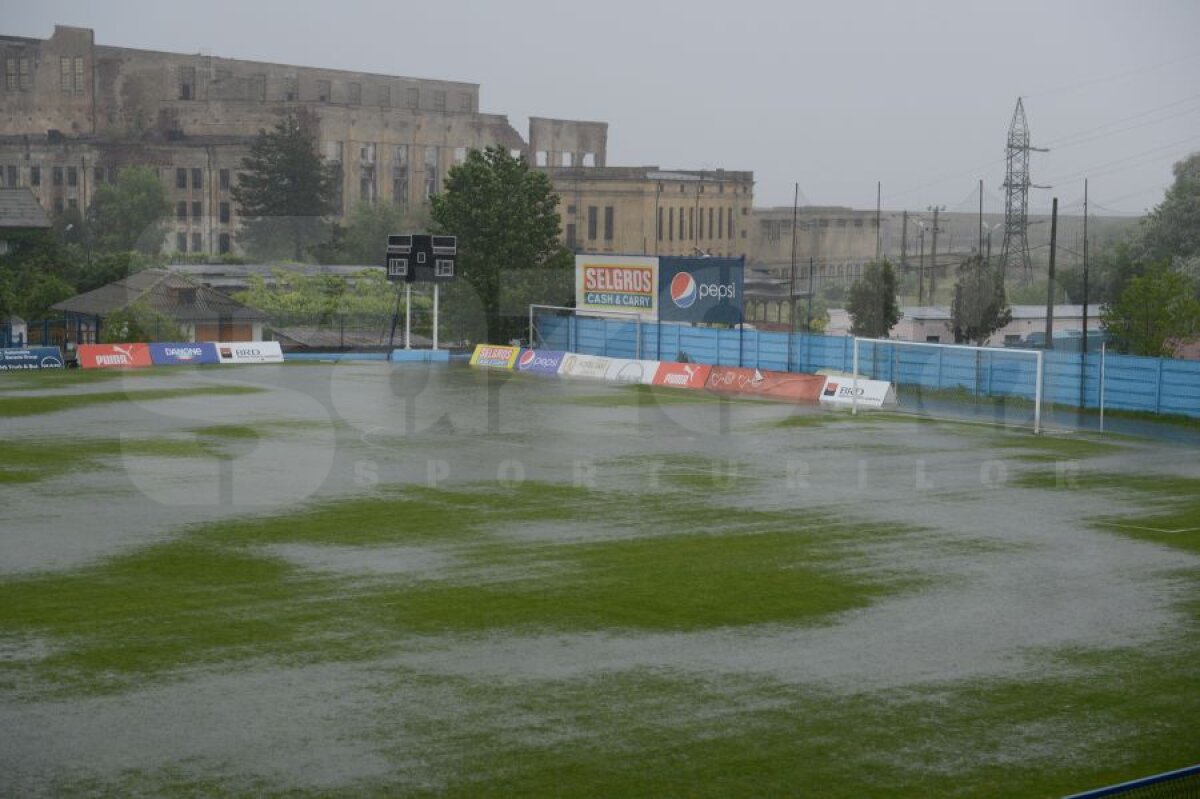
670 272 698 309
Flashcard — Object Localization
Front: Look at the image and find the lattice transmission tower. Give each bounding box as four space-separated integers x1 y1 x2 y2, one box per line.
999 98 1048 280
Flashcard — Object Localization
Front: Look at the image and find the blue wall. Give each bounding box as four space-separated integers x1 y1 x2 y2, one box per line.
535 316 1200 418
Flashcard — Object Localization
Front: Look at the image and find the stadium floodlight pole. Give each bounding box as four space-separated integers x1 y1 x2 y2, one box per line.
432 284 439 350
1100 342 1106 433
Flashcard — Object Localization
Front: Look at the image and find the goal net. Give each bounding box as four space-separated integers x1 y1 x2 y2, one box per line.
850 337 1045 433
529 305 643 360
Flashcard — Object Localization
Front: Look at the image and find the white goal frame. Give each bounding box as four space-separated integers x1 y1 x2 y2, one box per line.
528 305 643 359
852 337 1045 434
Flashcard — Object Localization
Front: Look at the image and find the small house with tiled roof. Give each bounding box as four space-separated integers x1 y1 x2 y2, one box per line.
52 268 267 344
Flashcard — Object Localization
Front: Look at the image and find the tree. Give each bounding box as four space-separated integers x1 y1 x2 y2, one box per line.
88 166 171 253
1137 152 1200 265
430 147 573 343
950 255 1013 345
317 201 431 265
1102 262 1200 357
232 114 335 261
99 301 184 343
846 260 901 338
234 268 400 324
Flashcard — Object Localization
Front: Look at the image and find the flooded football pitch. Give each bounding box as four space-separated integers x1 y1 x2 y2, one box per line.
1 362 1197 797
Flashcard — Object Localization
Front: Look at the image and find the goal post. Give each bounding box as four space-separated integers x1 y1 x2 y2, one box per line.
528 305 643 359
851 337 1045 434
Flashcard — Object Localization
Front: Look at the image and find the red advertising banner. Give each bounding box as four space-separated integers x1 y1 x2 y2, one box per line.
651 362 712 390
78 343 153 369
705 366 825 402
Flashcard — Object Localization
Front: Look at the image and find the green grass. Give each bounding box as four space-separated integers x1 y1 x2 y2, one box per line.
562 383 733 406
989 431 1123 461
0 482 912 696
0 385 263 417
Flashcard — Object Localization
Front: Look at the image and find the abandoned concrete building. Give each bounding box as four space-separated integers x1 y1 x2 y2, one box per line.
0 25 755 260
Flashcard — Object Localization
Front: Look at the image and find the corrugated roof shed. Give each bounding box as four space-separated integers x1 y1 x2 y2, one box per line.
52 268 267 321
0 188 51 229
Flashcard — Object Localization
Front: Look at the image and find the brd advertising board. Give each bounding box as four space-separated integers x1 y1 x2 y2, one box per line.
658 256 744 325
575 255 659 321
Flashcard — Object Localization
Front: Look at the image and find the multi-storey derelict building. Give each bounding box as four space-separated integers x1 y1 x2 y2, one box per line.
0 25 754 259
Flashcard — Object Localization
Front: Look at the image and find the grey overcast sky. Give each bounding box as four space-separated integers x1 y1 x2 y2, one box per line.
10 0 1200 215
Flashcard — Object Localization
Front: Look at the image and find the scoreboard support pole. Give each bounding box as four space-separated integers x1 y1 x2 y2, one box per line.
433 284 440 350
404 284 412 350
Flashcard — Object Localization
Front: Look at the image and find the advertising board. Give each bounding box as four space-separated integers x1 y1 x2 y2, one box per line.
559 353 612 379
604 358 661 385
149 342 220 366
818 377 897 408
216 341 284 364
469 344 520 369
575 255 659 321
651 362 712 390
706 367 825 402
78 343 153 369
658 256 744 324
515 349 566 375
0 346 65 371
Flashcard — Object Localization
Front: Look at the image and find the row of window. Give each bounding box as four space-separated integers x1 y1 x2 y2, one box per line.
658 206 737 242
763 217 879 241
179 65 473 112
0 164 237 193
659 182 747 195
175 201 232 224
3 54 88 94
175 232 233 254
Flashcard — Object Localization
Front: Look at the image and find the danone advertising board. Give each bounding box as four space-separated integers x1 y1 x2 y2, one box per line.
658 256 744 325
469 344 520 368
0 346 65 371
217 341 284 364
149 342 220 366
575 255 659 321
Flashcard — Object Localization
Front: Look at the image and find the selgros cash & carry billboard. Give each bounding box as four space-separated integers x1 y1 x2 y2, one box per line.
658 256 744 324
0 346 64 371
575 255 658 320
469 344 520 368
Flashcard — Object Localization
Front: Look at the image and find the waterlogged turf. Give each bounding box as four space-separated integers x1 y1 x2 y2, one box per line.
1 363 1197 797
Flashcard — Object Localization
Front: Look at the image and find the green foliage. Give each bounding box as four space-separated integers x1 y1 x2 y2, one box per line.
431 146 573 343
846 259 901 338
234 268 401 324
316 201 432 265
88 166 171 254
98 300 185 343
1102 262 1200 356
796 294 830 333
231 114 336 261
951 255 1012 345
1138 152 1200 265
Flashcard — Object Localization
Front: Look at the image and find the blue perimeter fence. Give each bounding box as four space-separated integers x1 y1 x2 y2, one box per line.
535 315 1200 419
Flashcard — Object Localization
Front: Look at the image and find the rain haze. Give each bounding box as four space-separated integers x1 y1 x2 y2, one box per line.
8 0 1200 215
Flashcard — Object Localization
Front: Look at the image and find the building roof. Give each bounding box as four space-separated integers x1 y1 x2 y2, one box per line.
52 268 267 322
0 188 51 229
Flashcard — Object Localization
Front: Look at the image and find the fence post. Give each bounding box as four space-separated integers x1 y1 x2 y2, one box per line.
1155 357 1164 415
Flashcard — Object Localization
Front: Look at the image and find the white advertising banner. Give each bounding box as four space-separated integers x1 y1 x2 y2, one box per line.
559 353 612 379
604 359 662 385
216 341 285 364
818 376 897 408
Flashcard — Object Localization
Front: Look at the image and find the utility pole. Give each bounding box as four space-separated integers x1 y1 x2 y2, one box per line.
918 227 926 305
1081 180 1089 355
807 256 814 332
978 179 984 253
1044 197 1058 350
789 182 799 329
875 181 882 260
929 206 941 303
900 210 909 271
